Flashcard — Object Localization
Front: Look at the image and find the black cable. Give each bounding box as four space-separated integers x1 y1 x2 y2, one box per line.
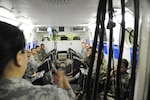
129 0 139 99
103 0 114 99
148 79 150 100
85 0 103 99
116 0 126 100
91 0 107 99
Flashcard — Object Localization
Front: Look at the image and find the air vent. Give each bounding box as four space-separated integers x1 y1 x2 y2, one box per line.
36 27 47 33
59 27 64 32
71 26 86 33
42 0 73 5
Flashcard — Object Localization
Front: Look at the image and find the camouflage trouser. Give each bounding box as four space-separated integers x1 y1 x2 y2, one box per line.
75 86 84 100
75 87 101 100
99 92 115 100
76 93 101 100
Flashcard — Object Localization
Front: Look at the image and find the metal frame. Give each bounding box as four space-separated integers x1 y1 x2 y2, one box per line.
134 0 150 100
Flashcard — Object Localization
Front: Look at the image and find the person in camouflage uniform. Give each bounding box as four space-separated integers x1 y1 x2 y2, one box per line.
39 43 47 60
0 78 75 100
83 47 92 67
0 21 75 100
92 52 108 80
75 52 107 100
100 59 130 100
80 42 87 60
23 50 38 82
35 45 44 61
92 52 108 93
31 48 42 65
108 59 130 100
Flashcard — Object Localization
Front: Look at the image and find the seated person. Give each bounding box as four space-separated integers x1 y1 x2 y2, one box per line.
39 43 47 59
23 50 38 82
92 52 108 93
92 52 108 79
100 59 130 100
31 48 42 65
0 21 75 100
35 45 44 61
83 47 92 67
109 59 130 99
80 42 87 60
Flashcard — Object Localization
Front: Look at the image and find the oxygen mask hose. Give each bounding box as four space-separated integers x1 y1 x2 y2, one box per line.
129 0 139 99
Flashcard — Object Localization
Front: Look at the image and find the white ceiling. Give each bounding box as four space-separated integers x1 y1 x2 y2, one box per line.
0 0 129 27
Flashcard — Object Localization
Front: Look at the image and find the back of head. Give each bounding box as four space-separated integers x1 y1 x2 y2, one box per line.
0 21 25 76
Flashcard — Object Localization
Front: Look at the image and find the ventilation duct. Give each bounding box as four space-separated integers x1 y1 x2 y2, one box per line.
71 26 87 33
42 0 73 5
36 27 48 33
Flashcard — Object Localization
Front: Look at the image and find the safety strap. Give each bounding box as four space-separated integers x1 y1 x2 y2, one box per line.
129 0 140 99
85 0 103 99
103 0 115 99
115 0 126 99
91 0 108 100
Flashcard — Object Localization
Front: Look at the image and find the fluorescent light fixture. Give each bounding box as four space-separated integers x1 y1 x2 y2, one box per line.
19 24 34 31
0 7 20 26
0 7 15 19
0 16 20 26
17 17 33 25
19 24 28 30
19 24 34 40
0 7 34 28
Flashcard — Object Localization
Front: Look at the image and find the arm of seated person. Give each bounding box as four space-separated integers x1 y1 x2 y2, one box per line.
53 70 75 99
53 70 71 89
110 67 117 77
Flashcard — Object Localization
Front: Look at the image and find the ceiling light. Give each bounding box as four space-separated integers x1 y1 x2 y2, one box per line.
0 7 15 19
0 16 20 26
19 24 34 31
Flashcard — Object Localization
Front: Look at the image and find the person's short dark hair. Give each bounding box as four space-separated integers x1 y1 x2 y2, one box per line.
31 48 35 51
122 59 129 68
41 43 44 46
35 46 39 48
81 42 85 44
0 21 25 76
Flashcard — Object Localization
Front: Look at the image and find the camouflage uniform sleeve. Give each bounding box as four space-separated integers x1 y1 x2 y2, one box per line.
32 85 76 100
24 62 34 76
34 54 42 65
38 53 44 61
40 49 47 59
23 60 38 81
28 58 39 71
120 73 130 99
99 62 108 82
0 78 75 100
80 48 87 60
